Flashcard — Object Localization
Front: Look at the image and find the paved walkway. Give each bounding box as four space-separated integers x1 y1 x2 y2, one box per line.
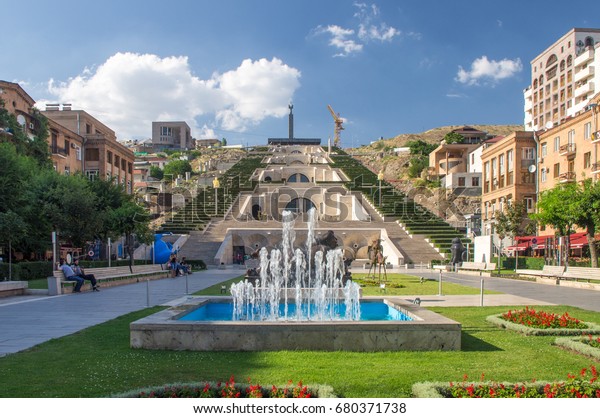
0 268 244 357
1 267 599 357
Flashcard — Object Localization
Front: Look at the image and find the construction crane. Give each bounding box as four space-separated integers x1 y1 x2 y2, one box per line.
327 105 344 147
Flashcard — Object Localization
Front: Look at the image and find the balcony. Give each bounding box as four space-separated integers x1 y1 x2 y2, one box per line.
592 162 600 174
559 143 576 158
558 171 576 183
592 131 600 144
575 81 595 99
575 48 594 67
50 145 68 157
574 65 594 83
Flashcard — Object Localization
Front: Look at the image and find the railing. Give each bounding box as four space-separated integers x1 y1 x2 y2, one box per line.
559 143 576 156
558 171 576 182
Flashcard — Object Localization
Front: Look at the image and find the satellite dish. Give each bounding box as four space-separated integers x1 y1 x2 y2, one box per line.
16 115 26 126
528 164 537 173
545 121 553 130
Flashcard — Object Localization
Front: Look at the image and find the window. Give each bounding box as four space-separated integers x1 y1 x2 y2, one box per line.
85 148 99 161
554 163 560 178
554 136 560 152
525 197 534 213
584 152 591 169
471 177 480 187
458 177 466 187
161 126 172 136
499 154 505 174
568 129 575 144
75 146 82 161
85 170 99 181
64 140 70 155
541 168 547 183
541 143 547 157
86 124 91 134
584 122 592 140
507 150 514 171
107 151 113 164
522 147 535 160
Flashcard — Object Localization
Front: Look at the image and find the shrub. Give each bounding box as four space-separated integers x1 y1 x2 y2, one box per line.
501 307 587 330
111 376 334 398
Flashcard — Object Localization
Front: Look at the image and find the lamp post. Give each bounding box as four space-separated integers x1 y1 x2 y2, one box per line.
213 177 220 216
377 170 384 207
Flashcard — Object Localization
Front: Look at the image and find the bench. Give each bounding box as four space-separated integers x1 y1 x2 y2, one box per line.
458 262 486 271
562 267 600 281
458 261 496 276
515 265 565 278
49 264 169 295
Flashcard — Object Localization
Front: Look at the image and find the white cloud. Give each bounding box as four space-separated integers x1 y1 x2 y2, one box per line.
314 25 363 57
456 56 522 86
313 2 402 57
41 52 301 139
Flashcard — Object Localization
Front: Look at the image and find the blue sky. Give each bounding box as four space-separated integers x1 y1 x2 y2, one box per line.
2 0 599 147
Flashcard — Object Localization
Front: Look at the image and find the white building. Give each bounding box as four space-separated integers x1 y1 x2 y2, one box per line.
524 28 600 131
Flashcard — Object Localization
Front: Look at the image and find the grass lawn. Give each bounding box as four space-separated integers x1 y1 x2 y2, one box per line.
0 271 598 398
0 304 598 398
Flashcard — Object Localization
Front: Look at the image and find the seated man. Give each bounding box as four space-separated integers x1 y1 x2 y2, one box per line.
59 258 85 293
72 259 99 292
179 257 191 275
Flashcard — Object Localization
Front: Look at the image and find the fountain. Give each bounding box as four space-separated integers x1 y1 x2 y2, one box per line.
130 208 462 351
231 209 360 322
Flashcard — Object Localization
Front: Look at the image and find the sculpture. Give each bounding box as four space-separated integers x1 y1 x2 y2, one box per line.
450 237 465 266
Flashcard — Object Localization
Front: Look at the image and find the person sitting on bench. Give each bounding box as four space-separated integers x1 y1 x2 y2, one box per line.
72 259 100 292
59 258 85 293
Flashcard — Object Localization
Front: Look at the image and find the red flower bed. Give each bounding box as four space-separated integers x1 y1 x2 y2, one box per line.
501 307 587 330
584 334 600 349
448 366 600 398
132 376 313 398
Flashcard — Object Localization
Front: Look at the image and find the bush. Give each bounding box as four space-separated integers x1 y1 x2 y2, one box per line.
185 259 207 270
0 261 53 281
111 377 336 398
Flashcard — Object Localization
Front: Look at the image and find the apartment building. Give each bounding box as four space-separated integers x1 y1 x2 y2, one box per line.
43 105 135 193
480 131 537 236
524 28 600 131
151 121 194 151
0 81 84 174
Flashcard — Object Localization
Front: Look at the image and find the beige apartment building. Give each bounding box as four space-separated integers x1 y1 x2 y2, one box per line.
151 121 194 151
0 81 84 174
524 28 600 131
43 105 135 193
480 131 537 236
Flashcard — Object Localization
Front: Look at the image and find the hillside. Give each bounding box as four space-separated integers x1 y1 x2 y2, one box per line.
347 124 523 226
356 124 523 150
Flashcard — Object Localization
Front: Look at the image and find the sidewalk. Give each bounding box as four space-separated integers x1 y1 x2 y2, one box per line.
0 268 244 357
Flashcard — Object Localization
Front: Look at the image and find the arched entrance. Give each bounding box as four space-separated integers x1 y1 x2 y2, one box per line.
285 197 315 213
252 204 262 220
287 173 309 183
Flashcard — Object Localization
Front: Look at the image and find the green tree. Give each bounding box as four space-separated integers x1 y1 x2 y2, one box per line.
406 139 436 156
163 159 193 181
32 172 101 249
495 201 536 271
443 132 465 144
531 183 578 266
108 200 152 269
221 137 227 146
571 179 600 268
0 210 28 280
149 165 164 180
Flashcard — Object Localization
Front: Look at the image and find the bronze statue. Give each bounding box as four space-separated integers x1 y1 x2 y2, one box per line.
450 237 465 266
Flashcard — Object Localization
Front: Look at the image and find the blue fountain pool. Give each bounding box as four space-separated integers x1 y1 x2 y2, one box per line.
178 300 413 321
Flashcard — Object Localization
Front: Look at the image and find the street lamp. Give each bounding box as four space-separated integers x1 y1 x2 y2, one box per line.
377 170 384 206
213 177 220 216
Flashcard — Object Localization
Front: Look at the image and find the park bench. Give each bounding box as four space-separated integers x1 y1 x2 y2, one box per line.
515 265 566 279
458 262 486 272
561 267 600 282
49 264 169 295
457 262 496 276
